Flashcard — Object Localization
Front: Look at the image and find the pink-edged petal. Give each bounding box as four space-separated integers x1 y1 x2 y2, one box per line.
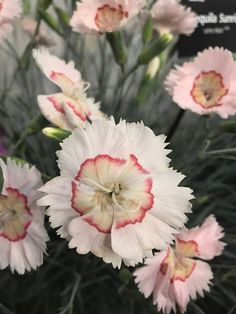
173 260 213 313
33 48 82 92
68 214 122 268
38 176 77 238
37 94 74 131
165 62 194 96
117 120 170 173
173 74 208 113
194 47 234 84
177 215 225 260
57 119 130 178
134 251 167 298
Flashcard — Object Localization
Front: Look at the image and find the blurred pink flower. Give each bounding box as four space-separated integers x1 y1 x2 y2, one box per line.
134 215 225 314
22 17 55 47
70 0 145 34
0 158 49 274
33 48 103 131
151 0 197 36
165 47 236 118
0 0 22 42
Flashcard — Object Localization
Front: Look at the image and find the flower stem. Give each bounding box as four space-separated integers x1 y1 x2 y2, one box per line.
167 109 185 141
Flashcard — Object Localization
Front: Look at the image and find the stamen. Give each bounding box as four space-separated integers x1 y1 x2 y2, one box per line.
112 193 142 213
80 177 112 193
82 82 91 92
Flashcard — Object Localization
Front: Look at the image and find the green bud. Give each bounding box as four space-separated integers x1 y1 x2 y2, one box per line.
42 127 71 142
219 120 236 133
26 115 49 135
135 57 160 104
106 31 128 66
138 33 173 65
142 16 153 45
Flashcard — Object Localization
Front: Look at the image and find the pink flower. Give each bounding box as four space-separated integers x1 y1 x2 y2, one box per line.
70 0 145 34
134 215 225 314
0 0 22 42
0 158 49 274
22 17 55 47
165 47 236 118
151 0 197 36
33 48 103 131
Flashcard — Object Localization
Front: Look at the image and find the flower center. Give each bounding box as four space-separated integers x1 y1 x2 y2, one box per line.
160 239 198 282
0 188 32 241
191 71 228 109
95 4 128 32
71 154 154 233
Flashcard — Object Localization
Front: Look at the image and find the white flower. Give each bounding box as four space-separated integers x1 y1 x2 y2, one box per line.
38 119 193 268
0 158 49 274
33 48 103 131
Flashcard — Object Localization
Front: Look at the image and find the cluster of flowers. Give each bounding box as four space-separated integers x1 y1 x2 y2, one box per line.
0 0 234 313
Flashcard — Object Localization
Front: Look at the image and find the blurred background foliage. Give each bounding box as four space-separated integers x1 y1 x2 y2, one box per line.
0 0 236 314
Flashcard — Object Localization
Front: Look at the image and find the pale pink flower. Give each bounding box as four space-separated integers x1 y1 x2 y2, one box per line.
151 0 197 36
165 47 236 118
38 119 193 268
0 158 49 274
70 0 145 34
0 0 22 42
33 48 103 131
22 17 55 47
134 215 225 314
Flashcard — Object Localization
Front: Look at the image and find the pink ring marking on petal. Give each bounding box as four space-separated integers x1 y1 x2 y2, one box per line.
190 70 228 109
66 101 91 121
50 71 74 87
0 188 32 242
47 96 65 114
160 241 198 283
115 155 154 229
83 216 111 234
72 154 154 233
75 154 127 181
95 4 128 32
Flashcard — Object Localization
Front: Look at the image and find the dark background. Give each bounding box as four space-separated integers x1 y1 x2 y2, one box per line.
178 0 236 56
